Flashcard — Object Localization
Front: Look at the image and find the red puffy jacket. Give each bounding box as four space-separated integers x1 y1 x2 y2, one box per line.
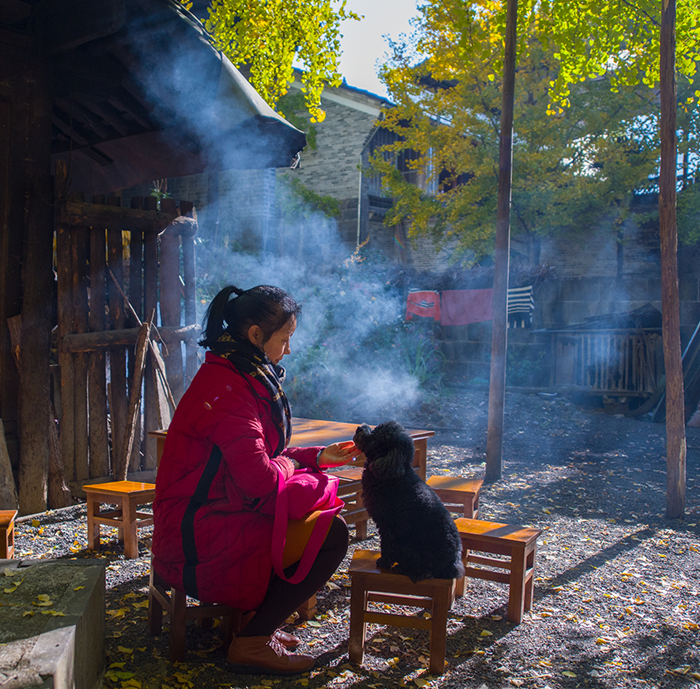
152 352 322 610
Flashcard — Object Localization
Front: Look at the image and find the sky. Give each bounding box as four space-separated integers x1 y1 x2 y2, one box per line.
337 0 420 98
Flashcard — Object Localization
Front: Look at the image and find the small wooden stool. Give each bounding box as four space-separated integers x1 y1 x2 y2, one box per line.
0 509 18 559
348 549 456 675
455 518 541 623
148 568 240 662
83 481 156 559
427 476 483 518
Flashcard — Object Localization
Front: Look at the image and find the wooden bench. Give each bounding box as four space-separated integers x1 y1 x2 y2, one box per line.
348 549 457 675
0 509 17 559
455 518 541 623
83 480 156 559
427 476 483 518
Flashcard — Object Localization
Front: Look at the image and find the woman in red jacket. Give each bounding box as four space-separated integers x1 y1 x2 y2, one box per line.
153 284 356 675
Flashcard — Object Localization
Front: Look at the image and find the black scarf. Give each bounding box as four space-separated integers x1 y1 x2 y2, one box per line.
210 332 291 457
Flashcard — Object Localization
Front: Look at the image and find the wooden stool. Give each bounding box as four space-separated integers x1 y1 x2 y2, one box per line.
332 466 369 540
455 518 541 623
427 476 483 518
348 549 456 675
0 509 18 559
148 568 240 662
83 481 156 559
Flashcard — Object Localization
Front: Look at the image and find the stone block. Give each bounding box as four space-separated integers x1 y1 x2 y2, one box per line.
0 559 106 689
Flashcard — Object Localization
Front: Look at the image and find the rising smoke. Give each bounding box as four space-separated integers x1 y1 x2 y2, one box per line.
194 177 431 425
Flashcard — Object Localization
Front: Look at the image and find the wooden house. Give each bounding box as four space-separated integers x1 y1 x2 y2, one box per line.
0 0 305 514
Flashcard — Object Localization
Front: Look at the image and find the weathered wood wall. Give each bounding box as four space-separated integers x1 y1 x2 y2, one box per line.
55 174 198 490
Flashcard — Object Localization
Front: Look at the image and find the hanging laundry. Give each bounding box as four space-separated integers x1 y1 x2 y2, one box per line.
441 289 493 326
405 290 441 321
507 285 535 328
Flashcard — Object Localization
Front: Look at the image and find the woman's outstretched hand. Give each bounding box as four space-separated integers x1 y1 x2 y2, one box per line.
318 440 363 468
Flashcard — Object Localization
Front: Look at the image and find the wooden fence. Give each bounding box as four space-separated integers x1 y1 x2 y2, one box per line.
55 164 198 489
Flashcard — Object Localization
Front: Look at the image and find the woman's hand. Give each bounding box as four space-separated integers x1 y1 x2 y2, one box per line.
318 441 362 468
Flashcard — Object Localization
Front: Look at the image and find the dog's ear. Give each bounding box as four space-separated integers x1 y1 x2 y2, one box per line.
353 424 372 453
370 448 408 480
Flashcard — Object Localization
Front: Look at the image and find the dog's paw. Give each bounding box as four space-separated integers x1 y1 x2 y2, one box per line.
376 555 396 570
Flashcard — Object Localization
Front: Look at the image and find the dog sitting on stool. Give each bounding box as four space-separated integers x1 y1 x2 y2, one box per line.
353 420 465 583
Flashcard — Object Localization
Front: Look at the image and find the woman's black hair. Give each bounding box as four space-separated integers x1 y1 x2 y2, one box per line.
199 284 301 349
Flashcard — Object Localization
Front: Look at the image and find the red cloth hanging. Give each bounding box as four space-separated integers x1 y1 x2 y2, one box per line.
440 289 493 326
405 291 441 321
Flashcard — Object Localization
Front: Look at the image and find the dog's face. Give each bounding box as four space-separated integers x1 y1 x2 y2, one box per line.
353 421 415 480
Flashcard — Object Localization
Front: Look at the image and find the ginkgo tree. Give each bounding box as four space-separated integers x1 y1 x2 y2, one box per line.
199 0 360 122
541 0 700 520
370 1 694 264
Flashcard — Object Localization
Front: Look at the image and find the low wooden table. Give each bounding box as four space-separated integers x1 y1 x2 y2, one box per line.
290 418 434 481
151 419 434 480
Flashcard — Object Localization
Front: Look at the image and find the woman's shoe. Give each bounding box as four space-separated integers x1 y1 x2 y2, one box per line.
227 635 314 675
273 629 300 648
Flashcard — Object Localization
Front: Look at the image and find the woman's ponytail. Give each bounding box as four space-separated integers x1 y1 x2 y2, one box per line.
200 285 242 347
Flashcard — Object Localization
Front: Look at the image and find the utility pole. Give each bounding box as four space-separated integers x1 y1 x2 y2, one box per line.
485 0 518 483
659 0 685 519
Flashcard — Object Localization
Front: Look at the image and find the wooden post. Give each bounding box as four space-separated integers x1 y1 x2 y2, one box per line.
660 0 685 519
88 227 110 478
128 225 145 472
159 199 184 403
117 321 151 481
107 218 128 476
485 0 518 483
180 201 198 389
0 419 18 509
18 51 55 514
71 225 89 483
143 196 160 468
56 163 76 485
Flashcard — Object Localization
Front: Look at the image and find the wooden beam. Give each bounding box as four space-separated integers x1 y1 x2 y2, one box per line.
58 200 177 232
61 324 200 352
38 0 125 54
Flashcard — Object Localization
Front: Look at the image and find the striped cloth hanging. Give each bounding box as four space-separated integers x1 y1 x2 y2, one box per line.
507 285 534 328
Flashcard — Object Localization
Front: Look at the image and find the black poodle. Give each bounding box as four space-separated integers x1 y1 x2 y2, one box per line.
353 420 465 583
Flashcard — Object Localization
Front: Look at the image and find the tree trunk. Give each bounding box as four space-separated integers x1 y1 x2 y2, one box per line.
485 0 518 483
659 0 685 519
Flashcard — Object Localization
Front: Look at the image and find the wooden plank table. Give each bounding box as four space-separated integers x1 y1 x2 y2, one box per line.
290 418 434 481
150 419 434 479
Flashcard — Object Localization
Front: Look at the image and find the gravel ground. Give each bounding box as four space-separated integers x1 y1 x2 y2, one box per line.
11 387 700 689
